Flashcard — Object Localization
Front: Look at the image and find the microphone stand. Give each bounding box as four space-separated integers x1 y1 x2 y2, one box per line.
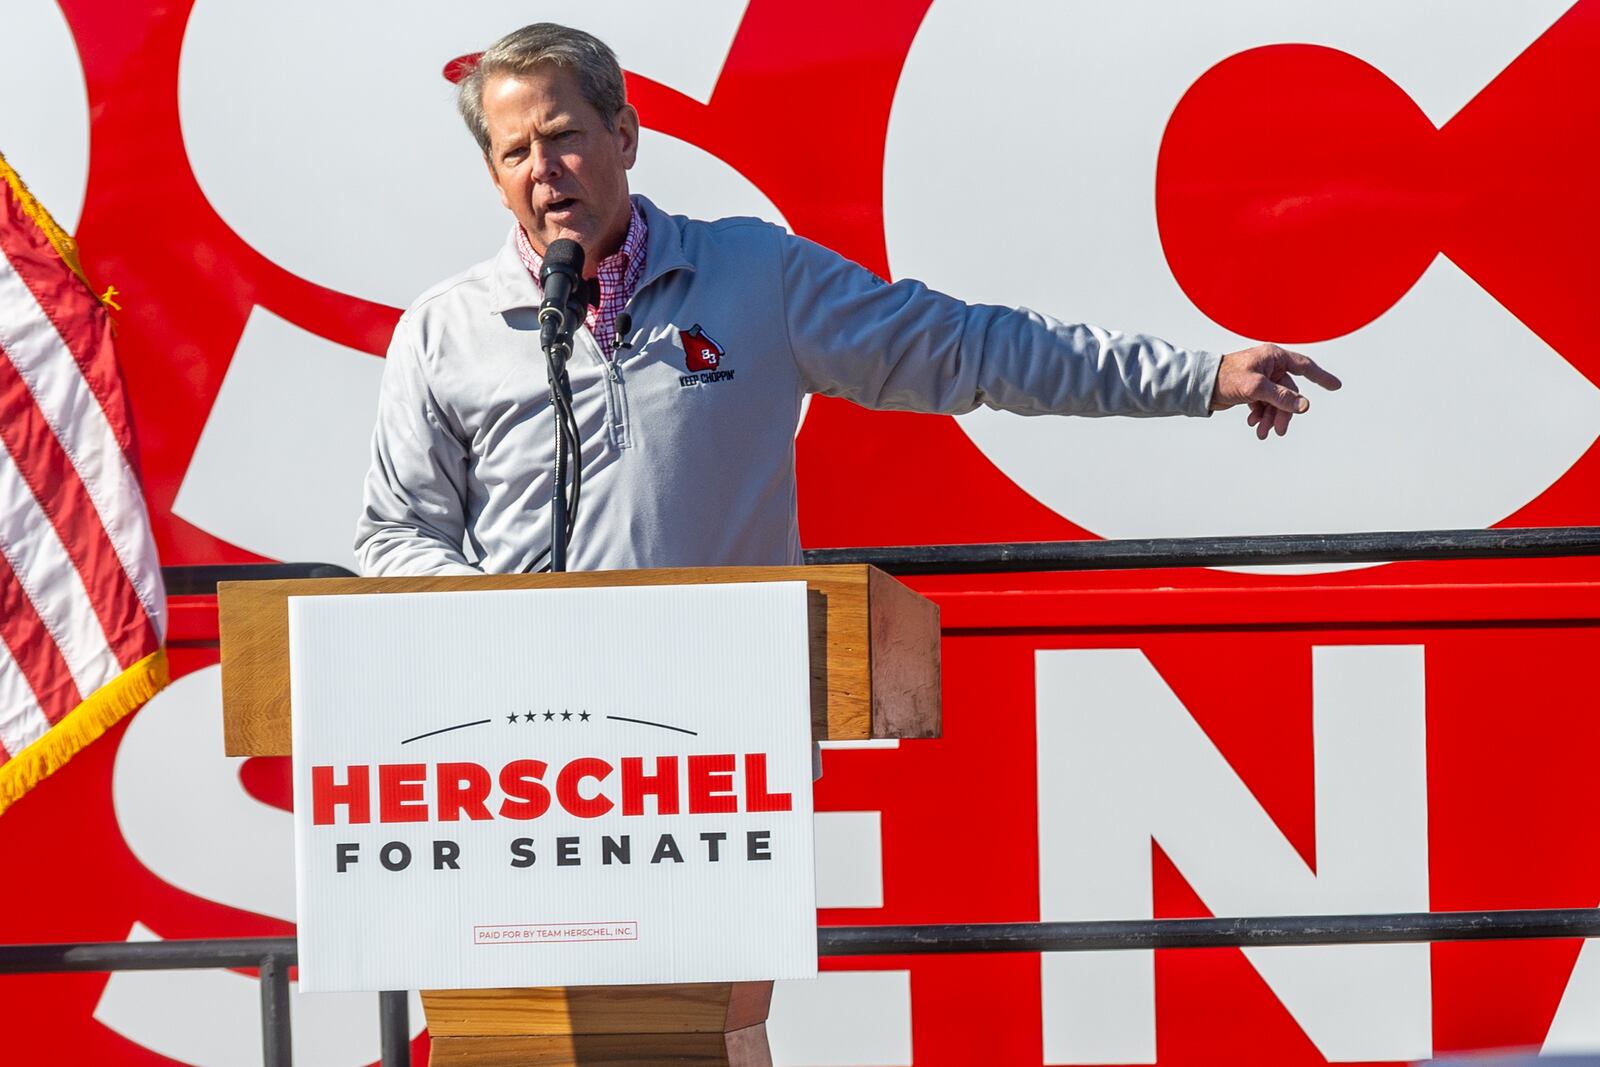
540 310 580 573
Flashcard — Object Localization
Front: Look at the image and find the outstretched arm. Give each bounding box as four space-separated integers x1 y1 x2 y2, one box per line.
780 230 1339 434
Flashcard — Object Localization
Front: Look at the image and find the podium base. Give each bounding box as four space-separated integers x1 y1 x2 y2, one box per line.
428 1023 769 1066
422 982 773 1067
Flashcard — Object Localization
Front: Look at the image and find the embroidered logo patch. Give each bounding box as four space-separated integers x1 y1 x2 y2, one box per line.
678 323 735 387
680 324 724 371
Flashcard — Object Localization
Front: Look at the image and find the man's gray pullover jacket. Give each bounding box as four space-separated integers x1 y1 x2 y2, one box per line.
354 196 1221 576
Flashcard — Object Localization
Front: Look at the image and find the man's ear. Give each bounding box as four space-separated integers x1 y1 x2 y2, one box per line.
616 104 640 170
484 152 513 212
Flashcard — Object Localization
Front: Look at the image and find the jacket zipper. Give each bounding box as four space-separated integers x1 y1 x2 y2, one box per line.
599 326 630 449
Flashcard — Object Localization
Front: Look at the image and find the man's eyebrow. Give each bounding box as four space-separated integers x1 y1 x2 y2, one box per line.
489 113 578 154
492 133 529 156
536 116 578 136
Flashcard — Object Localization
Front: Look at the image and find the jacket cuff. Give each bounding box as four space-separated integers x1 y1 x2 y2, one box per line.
1186 347 1223 417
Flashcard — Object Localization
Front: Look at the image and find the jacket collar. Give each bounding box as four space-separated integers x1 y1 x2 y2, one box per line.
632 195 694 290
488 194 694 315
488 229 540 315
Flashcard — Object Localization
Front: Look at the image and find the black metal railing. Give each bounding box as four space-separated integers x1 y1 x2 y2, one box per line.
815 907 1600 955
5 909 1600 1067
806 525 1600 574
162 562 358 596
0 936 407 1067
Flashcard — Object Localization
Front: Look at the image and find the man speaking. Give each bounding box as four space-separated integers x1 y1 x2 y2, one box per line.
355 22 1340 577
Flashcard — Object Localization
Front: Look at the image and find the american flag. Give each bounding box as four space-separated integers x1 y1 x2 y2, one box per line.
0 151 166 815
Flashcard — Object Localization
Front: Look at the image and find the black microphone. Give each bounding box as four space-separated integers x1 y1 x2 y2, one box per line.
613 311 633 350
538 239 586 341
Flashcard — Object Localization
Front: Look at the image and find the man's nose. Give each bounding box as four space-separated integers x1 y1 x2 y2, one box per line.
530 142 562 183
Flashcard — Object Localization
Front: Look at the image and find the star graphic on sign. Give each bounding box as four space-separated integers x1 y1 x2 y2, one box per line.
543 711 555 721
579 711 590 722
506 713 519 724
523 711 537 723
561 710 573 721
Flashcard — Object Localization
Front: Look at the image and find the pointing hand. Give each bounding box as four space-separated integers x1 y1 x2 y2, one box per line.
1210 343 1343 439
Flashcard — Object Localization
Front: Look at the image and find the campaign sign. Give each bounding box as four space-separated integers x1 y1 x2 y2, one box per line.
287 581 816 992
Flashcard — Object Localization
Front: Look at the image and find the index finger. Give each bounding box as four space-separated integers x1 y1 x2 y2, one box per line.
1282 350 1342 391
1249 374 1308 415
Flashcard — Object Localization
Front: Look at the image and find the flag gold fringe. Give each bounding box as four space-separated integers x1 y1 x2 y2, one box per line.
0 649 169 817
0 148 114 308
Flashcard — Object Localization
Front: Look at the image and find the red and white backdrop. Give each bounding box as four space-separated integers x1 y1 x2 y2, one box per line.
4 0 1600 1063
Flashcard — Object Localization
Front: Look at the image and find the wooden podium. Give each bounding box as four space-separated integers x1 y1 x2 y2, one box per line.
217 565 940 1066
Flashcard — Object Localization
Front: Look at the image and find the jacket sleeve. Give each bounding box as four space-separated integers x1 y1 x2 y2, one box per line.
353 314 482 577
779 232 1220 417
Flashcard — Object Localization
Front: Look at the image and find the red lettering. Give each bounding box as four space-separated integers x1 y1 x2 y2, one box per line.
497 759 552 820
311 765 369 825
556 758 614 818
436 762 492 821
621 755 680 816
379 763 429 822
742 753 793 812
312 755 785 823
688 754 738 814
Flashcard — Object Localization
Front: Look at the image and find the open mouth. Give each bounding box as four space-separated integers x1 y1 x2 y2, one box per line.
546 197 578 215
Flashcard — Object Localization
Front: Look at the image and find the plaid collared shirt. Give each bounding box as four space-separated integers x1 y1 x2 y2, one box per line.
515 202 647 355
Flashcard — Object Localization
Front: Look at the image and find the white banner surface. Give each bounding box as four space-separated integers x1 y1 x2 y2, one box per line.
288 581 816 992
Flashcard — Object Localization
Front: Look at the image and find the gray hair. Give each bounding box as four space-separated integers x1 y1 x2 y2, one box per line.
458 23 627 157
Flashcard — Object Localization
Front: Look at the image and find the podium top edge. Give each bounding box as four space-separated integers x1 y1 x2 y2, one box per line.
215 563 892 600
